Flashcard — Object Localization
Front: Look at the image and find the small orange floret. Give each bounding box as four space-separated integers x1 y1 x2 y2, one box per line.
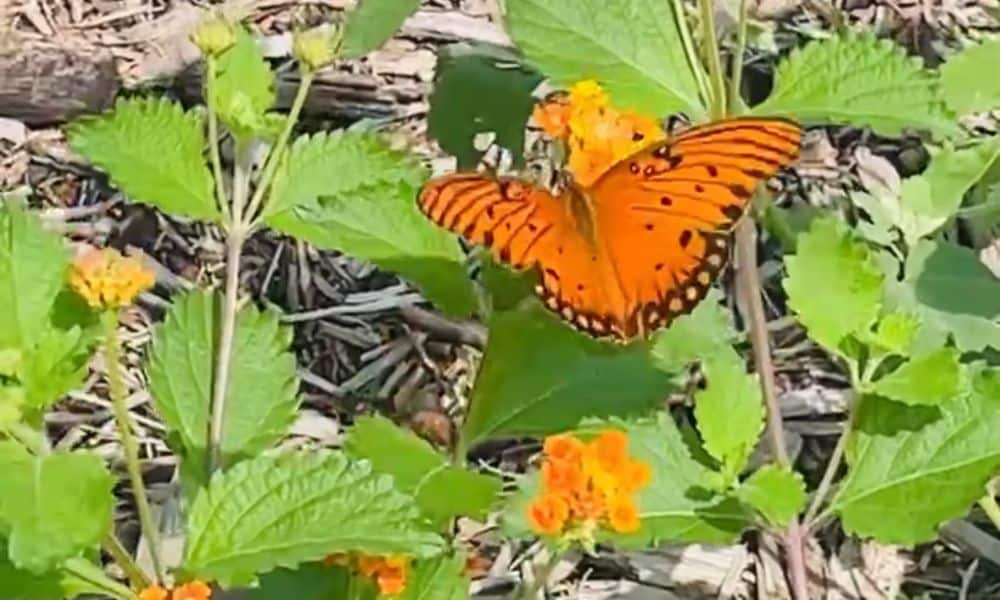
357 554 384 578
527 493 570 535
375 556 409 596
137 585 168 600
607 495 641 533
171 581 211 600
590 429 629 471
69 245 155 310
541 457 585 494
543 433 585 462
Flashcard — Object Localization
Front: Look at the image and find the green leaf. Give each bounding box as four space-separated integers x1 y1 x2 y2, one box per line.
68 98 219 221
212 28 276 140
736 465 806 528
0 545 62 600
0 206 69 349
428 43 543 169
502 415 750 545
265 131 476 316
784 218 883 353
340 0 421 58
248 563 351 600
399 554 469 600
869 348 961 406
694 346 763 480
917 138 1000 220
832 368 1000 544
18 326 91 411
345 416 501 527
885 240 1000 352
939 39 1000 114
753 33 954 137
148 292 300 490
183 450 443 587
868 311 921 356
480 254 534 311
0 443 114 573
462 302 672 447
505 0 704 118
650 288 737 372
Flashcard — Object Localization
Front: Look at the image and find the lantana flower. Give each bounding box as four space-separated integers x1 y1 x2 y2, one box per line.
137 581 211 600
324 552 411 596
531 80 666 188
526 429 651 542
69 245 155 310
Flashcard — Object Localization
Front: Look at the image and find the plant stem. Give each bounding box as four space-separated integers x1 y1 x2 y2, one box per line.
697 0 727 119
205 56 231 222
515 549 562 600
803 396 858 528
102 311 165 583
728 0 749 113
671 0 712 112
64 557 136 600
244 70 315 228
978 489 1000 533
102 532 149 590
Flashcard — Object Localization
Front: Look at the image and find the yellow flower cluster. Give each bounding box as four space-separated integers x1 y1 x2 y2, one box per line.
137 581 211 600
324 552 409 596
68 245 155 310
527 430 651 539
532 80 666 188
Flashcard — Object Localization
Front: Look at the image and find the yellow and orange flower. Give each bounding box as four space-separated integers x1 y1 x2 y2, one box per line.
137 585 168 600
324 552 411 597
69 245 155 310
531 80 666 188
526 429 651 539
137 581 210 600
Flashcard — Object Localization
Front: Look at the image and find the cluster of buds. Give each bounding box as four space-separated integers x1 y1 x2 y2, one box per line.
68 245 155 310
527 430 651 541
324 552 409 596
531 80 666 188
138 581 211 600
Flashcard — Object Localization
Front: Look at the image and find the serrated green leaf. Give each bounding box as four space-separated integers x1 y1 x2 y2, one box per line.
345 416 501 527
0 443 114 573
213 28 276 140
0 206 69 349
694 346 764 480
917 138 1000 220
753 33 954 137
248 563 351 600
341 0 421 58
18 326 91 412
68 98 219 221
505 0 704 118
462 302 672 447
650 288 737 372
868 311 921 356
399 554 469 600
148 291 300 490
832 368 1000 544
853 177 946 247
183 451 444 587
736 465 806 528
265 131 476 316
784 218 883 353
939 39 1000 114
869 348 961 406
428 43 543 169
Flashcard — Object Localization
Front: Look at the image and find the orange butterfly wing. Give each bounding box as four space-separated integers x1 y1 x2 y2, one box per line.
418 117 801 340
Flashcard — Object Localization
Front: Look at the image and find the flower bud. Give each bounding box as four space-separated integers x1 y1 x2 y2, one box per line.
191 15 237 57
292 26 339 72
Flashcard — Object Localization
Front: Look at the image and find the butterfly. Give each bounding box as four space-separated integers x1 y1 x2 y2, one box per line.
418 117 802 341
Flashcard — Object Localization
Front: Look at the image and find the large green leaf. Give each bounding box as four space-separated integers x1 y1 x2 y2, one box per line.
649 288 737 372
340 0 421 58
736 465 806 528
462 302 672 447
783 218 883 353
939 39 1000 115
399 554 469 600
248 563 351 600
212 28 277 140
694 346 763 481
753 34 954 137
918 138 1000 220
345 416 501 527
147 292 300 489
428 43 543 169
183 451 444 587
0 545 62 600
0 206 68 349
505 0 704 118
0 443 114 573
68 97 219 221
869 348 961 406
18 326 91 412
832 368 1000 544
265 131 476 316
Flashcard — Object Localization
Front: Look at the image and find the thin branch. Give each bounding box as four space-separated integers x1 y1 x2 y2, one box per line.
205 56 231 222
728 0 749 112
102 533 149 590
697 0 727 119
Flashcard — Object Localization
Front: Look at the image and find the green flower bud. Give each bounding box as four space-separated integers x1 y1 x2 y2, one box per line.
293 26 339 72
191 15 237 57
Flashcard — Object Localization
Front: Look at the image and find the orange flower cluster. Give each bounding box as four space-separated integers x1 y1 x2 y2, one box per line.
527 430 651 538
137 581 210 600
324 552 409 596
69 245 155 310
531 80 666 188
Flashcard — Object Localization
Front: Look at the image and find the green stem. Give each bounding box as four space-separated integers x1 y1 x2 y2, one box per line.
728 0 749 113
697 0 727 119
803 395 858 528
515 549 562 600
63 557 135 600
671 0 712 113
102 533 149 590
978 490 1000 533
205 56 231 223
103 312 165 583
244 69 315 229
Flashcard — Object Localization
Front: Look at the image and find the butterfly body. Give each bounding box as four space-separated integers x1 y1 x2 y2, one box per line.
419 117 802 341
